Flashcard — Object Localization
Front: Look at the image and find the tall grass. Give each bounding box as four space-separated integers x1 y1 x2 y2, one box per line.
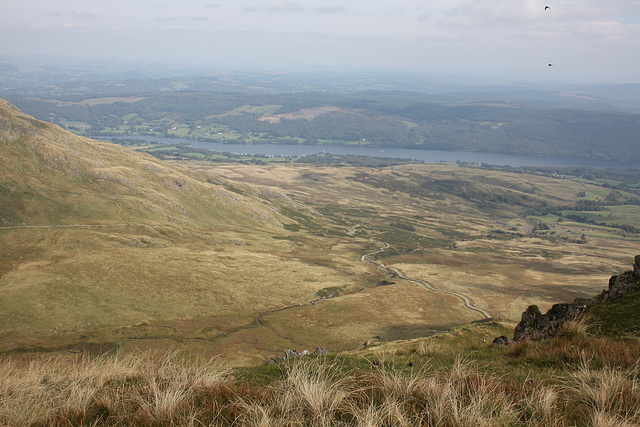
0 350 231 426
1 348 639 426
563 357 640 426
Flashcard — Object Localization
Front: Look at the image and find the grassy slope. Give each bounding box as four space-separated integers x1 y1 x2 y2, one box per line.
2 100 640 425
589 291 640 336
0 100 381 363
2 99 639 366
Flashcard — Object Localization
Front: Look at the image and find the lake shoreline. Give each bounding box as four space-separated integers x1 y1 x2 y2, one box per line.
105 135 639 170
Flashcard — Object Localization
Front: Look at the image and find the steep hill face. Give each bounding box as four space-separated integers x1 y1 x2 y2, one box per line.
0 100 375 361
0 98 292 230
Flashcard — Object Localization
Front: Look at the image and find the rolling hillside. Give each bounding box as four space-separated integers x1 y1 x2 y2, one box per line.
2 99 638 367
0 100 380 362
0 99 291 230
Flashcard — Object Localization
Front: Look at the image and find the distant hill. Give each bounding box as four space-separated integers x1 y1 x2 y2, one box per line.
2 62 640 113
5 90 640 162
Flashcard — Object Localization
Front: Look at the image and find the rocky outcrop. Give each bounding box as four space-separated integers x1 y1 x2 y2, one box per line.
600 255 640 302
513 302 589 341
512 255 639 342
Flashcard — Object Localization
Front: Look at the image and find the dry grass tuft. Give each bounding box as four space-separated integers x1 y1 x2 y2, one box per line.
418 338 442 356
2 348 640 426
563 357 640 425
508 327 640 369
0 350 231 426
276 358 349 426
556 315 592 341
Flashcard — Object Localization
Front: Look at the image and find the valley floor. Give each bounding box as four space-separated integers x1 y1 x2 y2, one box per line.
2 158 639 364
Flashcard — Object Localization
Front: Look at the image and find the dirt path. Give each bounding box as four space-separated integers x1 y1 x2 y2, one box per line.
362 241 492 319
10 237 490 356
0 224 130 230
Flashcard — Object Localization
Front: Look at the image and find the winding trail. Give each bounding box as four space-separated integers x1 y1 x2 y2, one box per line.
362 241 491 319
0 224 130 230
10 236 489 355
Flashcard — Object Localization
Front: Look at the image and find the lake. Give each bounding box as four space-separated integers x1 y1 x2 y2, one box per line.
111 136 639 169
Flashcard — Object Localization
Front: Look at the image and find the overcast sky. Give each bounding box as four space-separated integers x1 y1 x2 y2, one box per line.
2 0 640 83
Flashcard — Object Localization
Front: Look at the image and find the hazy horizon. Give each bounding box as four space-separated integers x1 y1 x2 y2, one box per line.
2 0 640 85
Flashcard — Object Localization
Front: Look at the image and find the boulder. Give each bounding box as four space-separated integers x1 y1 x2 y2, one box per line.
314 347 329 355
284 349 309 359
492 335 512 345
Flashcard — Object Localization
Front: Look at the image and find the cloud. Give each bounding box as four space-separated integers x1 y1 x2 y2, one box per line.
268 2 304 12
314 6 345 14
572 20 640 42
242 2 304 13
71 10 99 19
441 0 640 29
432 0 640 52
2 0 638 83
155 16 181 22
442 0 544 27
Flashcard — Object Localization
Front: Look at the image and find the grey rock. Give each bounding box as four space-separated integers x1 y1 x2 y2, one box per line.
514 303 587 342
600 266 640 303
492 336 511 345
284 349 302 359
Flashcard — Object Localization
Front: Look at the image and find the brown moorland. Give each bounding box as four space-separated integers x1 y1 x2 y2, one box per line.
1 98 638 366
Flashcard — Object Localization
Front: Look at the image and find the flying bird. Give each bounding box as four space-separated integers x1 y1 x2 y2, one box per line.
545 5 550 10
548 63 553 67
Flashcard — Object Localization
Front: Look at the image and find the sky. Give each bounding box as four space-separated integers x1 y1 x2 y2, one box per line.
2 0 640 84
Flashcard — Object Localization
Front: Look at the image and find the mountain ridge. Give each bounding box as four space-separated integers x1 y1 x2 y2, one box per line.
7 90 639 162
0 98 294 230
